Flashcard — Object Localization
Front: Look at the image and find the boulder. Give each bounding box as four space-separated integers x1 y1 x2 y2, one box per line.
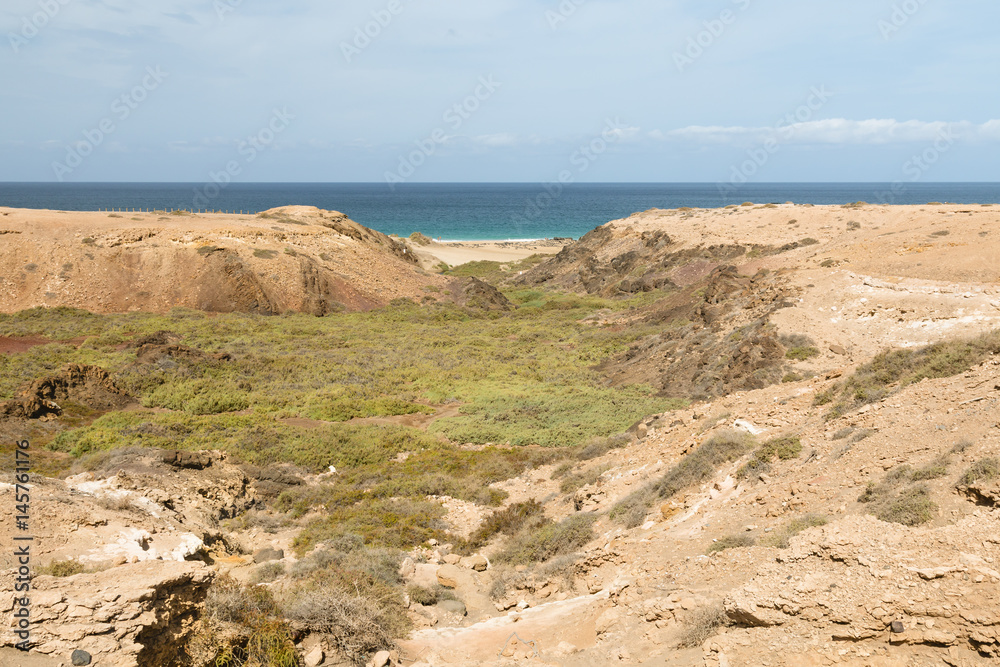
438 598 467 617
459 555 488 571
304 645 325 667
398 557 416 579
436 565 462 589
254 547 284 563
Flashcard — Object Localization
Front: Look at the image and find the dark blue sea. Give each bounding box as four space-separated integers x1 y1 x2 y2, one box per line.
0 183 997 241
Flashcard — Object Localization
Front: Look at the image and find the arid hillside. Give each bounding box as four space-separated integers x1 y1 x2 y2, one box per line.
0 205 446 314
2 202 1000 667
519 203 1000 400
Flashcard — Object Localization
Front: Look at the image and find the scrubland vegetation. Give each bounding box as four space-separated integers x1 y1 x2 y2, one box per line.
817 330 1000 418
0 281 684 663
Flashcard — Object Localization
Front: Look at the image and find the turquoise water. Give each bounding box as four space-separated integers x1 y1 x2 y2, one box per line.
0 182 997 241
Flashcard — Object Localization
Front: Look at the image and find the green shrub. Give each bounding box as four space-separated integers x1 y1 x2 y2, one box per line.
494 513 596 565
407 584 439 606
36 559 86 577
911 456 951 481
577 433 632 461
785 347 820 361
560 463 610 495
467 500 545 550
827 331 1000 418
706 534 755 554
859 467 937 526
876 485 937 526
253 249 278 259
293 498 448 554
763 514 828 548
737 436 801 479
198 575 298 667
959 458 1000 486
611 430 754 527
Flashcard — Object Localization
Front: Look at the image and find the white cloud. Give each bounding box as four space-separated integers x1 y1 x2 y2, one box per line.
665 118 1000 146
473 133 519 147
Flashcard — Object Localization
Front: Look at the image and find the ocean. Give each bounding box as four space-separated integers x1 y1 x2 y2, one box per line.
0 182 997 241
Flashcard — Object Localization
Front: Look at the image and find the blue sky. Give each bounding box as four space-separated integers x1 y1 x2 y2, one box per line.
2 0 999 183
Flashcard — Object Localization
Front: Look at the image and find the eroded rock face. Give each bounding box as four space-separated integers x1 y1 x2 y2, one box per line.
457 277 513 312
0 364 130 421
0 561 213 667
0 206 443 315
721 515 1000 658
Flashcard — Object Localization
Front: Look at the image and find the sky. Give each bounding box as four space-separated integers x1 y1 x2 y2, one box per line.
2 0 999 184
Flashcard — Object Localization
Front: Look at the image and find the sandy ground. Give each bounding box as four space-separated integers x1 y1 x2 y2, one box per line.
414 238 568 267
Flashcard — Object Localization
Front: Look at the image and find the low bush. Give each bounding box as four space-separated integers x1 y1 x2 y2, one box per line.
611 430 755 527
706 534 755 554
951 439 973 454
494 513 596 565
959 458 1000 486
194 576 298 666
737 436 802 479
859 466 937 526
466 500 545 550
293 498 448 554
763 514 828 548
577 433 632 461
283 580 406 665
826 330 1000 418
677 604 727 648
36 559 86 577
785 347 820 361
250 562 286 584
407 584 439 606
560 463 611 495
911 456 951 481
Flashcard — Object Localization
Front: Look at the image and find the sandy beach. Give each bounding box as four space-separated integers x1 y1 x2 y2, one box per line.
413 238 569 267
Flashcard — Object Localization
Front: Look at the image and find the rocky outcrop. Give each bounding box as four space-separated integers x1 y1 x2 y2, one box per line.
0 364 130 421
0 561 213 666
0 206 445 315
456 277 513 311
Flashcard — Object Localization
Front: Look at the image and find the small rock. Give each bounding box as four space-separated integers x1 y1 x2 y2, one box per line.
829 344 847 355
459 555 488 571
304 646 325 667
372 650 392 667
398 557 415 579
438 598 467 616
443 554 461 565
253 547 284 564
891 621 905 634
72 650 93 666
436 564 462 589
